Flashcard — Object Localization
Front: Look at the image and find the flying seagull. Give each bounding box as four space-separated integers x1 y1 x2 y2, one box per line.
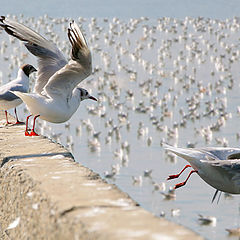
0 16 97 136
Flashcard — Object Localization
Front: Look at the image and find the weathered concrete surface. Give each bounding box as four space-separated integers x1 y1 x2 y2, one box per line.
0 112 203 240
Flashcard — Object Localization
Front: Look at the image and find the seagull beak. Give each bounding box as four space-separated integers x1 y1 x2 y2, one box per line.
31 67 37 73
89 95 98 101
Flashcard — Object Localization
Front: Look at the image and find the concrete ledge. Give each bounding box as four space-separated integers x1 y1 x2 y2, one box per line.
0 113 203 240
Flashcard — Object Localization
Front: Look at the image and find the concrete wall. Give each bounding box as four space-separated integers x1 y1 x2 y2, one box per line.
0 113 203 240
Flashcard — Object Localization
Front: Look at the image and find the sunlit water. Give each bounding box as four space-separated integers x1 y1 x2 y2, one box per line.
1 16 240 240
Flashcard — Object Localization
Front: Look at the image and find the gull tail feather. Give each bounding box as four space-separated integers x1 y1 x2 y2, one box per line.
10 91 33 104
163 143 204 162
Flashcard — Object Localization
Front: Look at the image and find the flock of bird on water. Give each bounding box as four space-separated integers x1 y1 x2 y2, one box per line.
1 15 240 235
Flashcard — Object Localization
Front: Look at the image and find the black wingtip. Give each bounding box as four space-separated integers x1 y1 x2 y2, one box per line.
0 16 5 24
0 18 28 42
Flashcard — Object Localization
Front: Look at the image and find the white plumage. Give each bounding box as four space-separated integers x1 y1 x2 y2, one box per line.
164 143 240 195
0 16 97 135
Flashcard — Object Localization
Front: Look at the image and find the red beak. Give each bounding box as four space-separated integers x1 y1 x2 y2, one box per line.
89 95 98 101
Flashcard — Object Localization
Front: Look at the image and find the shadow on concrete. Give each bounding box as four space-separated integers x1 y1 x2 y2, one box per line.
1 152 74 167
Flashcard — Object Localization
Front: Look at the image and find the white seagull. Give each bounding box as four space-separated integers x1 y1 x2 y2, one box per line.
0 16 97 136
0 64 36 125
164 143 240 201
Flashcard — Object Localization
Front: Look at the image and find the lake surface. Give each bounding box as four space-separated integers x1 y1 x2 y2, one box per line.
1 9 240 240
2 0 240 19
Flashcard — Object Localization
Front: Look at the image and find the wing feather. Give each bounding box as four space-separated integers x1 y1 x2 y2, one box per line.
0 16 68 94
43 21 92 99
0 84 26 101
201 159 240 186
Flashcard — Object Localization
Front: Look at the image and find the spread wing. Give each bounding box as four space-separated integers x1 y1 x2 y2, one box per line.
43 21 92 99
198 147 240 160
163 143 217 162
0 16 67 94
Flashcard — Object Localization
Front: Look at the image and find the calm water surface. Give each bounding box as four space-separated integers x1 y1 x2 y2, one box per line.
2 0 240 19
1 10 240 240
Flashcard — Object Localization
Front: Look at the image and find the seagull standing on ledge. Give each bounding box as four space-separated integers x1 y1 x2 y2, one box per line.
0 16 97 136
0 64 36 125
164 143 240 201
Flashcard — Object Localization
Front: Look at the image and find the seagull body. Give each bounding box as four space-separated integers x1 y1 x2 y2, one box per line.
226 227 240 235
0 64 36 124
13 87 82 123
164 143 240 194
0 16 97 135
198 214 217 226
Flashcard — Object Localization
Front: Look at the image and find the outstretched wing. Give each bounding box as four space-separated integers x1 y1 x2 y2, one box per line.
163 143 217 162
164 143 240 161
0 16 67 94
198 147 240 160
43 21 92 99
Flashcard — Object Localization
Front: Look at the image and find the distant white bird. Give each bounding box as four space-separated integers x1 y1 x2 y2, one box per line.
226 227 240 236
171 208 181 217
161 186 176 200
164 143 240 200
0 64 36 125
198 214 217 226
143 169 153 177
132 175 143 186
0 16 97 136
152 181 166 192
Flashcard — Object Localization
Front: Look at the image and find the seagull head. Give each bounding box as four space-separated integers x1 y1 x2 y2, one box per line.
21 64 37 77
77 87 97 102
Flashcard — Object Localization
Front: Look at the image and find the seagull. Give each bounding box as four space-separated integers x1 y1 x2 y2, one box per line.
226 227 240 236
0 16 97 136
163 143 240 200
0 64 36 125
198 214 217 226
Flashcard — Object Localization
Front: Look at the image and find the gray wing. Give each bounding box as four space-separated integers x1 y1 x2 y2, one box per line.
207 159 240 168
43 21 92 99
0 83 26 101
163 143 218 161
201 159 240 185
0 16 67 95
163 143 240 161
198 147 240 160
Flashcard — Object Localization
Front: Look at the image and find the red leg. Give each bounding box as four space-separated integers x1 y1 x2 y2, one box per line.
5 110 12 125
25 115 32 136
174 170 198 189
30 115 40 136
167 165 192 180
14 108 24 124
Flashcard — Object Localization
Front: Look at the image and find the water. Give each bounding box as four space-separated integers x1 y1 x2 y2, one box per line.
1 5 240 240
2 0 240 19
